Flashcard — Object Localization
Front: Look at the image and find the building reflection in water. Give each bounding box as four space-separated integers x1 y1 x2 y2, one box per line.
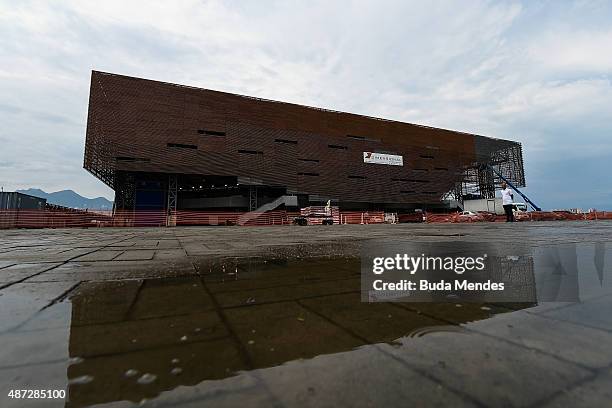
534 244 579 302
65 257 531 407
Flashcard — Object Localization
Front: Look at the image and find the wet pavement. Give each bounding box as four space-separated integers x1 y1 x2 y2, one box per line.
1 222 612 407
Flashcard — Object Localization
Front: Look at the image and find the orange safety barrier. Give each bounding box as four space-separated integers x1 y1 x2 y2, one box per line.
176 210 293 226
0 209 302 229
0 209 114 229
425 211 601 223
397 213 425 223
339 211 385 224
2 209 609 229
584 211 612 220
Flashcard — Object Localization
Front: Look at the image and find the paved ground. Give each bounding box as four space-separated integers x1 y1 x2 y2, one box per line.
1 221 611 407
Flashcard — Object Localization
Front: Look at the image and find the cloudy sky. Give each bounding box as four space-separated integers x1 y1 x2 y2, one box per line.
1 0 611 210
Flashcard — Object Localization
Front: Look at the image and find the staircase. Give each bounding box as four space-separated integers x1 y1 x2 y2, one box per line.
237 195 298 225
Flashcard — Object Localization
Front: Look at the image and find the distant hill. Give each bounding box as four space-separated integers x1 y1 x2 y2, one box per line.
16 188 113 210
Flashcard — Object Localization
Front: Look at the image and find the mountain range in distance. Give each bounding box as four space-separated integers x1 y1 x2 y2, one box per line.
16 188 113 210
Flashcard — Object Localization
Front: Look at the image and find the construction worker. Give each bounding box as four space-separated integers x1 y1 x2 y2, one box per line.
500 181 514 222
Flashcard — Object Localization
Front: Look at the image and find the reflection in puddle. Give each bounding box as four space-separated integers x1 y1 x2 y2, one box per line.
2 241 608 407
64 257 526 406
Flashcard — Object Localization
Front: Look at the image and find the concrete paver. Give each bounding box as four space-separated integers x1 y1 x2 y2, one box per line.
540 368 612 408
381 331 592 407
540 294 612 331
467 310 612 369
0 222 611 407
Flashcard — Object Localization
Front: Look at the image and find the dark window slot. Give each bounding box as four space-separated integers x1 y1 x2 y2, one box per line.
393 178 429 183
198 130 226 136
423 191 438 194
274 138 298 144
392 178 428 183
434 167 448 171
400 190 416 194
297 172 319 176
413 168 429 172
168 143 197 149
346 134 380 142
328 144 348 150
299 158 319 163
116 156 150 163
420 155 434 159
348 175 367 179
238 149 263 155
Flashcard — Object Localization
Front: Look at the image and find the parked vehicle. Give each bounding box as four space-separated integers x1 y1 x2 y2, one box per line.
458 210 481 221
463 198 505 215
464 198 528 215
456 210 497 222
293 201 339 225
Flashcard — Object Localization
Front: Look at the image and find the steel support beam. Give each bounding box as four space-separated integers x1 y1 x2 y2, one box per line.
249 186 257 211
167 175 178 226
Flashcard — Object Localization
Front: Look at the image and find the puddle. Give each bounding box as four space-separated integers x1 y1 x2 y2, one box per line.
0 242 611 407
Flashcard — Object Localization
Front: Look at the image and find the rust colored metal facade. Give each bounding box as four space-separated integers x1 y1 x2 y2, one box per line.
84 71 525 212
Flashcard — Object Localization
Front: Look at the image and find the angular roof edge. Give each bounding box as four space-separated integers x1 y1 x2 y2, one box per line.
91 70 515 144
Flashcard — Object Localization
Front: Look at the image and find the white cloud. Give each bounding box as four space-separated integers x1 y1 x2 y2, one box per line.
528 29 612 73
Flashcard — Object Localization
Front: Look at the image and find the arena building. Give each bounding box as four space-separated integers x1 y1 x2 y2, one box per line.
84 71 526 216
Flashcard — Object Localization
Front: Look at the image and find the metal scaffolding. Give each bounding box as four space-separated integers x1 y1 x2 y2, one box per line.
453 139 526 201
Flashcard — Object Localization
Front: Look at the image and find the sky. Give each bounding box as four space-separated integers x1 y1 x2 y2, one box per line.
1 0 611 210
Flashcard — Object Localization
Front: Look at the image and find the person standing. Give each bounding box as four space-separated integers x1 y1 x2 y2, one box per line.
500 181 514 222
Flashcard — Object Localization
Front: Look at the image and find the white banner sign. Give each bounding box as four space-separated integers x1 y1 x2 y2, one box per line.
363 152 403 166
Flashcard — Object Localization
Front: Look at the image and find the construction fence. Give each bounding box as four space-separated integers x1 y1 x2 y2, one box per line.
1 209 611 230
1 209 390 229
426 211 612 223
